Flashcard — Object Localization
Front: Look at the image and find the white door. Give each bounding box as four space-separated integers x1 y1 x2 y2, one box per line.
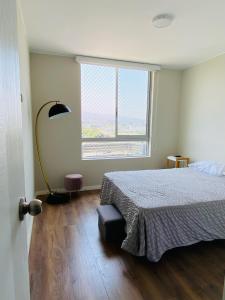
0 0 30 299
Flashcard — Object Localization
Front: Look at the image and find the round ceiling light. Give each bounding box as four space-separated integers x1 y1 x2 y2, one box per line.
152 14 174 28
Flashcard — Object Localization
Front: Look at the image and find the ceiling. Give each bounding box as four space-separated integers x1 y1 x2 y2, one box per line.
21 0 225 69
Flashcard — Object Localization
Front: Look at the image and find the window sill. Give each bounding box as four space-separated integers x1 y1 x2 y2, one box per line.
82 155 151 161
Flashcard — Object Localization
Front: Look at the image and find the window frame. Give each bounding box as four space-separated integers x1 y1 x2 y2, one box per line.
81 65 152 159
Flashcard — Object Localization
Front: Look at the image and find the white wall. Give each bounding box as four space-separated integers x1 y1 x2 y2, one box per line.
17 4 35 248
178 54 225 163
30 53 182 193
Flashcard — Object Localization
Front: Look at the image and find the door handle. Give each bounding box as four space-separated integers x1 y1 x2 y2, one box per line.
19 198 42 221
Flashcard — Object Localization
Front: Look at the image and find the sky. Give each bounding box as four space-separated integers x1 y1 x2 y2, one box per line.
81 64 149 121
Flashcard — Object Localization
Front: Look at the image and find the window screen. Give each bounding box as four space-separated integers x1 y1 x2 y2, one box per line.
81 63 151 159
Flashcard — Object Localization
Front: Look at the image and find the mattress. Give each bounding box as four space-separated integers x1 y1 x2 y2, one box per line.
100 168 225 261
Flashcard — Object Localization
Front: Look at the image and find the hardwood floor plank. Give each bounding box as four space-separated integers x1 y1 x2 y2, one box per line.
29 191 225 300
64 225 109 300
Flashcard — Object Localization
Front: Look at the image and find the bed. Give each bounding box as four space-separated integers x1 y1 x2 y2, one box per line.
100 168 225 262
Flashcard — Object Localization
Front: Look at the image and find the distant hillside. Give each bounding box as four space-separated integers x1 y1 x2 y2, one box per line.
82 112 145 126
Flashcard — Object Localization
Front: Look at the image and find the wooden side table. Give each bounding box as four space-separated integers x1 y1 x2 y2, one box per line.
166 156 190 168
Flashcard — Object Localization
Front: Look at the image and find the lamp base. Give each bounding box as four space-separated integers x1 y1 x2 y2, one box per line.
46 192 69 204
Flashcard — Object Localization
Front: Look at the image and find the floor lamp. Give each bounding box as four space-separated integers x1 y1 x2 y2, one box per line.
35 100 71 204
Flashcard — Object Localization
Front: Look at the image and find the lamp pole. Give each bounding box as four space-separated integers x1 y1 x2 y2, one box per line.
35 101 58 194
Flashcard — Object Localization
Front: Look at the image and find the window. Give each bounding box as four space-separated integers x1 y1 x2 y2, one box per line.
80 61 152 159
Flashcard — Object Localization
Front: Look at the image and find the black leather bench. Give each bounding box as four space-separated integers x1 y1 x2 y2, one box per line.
97 205 126 243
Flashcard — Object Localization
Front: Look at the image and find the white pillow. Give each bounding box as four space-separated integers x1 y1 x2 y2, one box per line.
189 160 225 176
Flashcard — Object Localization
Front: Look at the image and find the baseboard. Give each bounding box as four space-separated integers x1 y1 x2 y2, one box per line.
36 185 101 196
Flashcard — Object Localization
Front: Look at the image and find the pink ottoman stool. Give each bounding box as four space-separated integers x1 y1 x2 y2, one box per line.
64 174 83 199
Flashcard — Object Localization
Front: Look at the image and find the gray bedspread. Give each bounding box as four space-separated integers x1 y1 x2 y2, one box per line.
100 168 225 261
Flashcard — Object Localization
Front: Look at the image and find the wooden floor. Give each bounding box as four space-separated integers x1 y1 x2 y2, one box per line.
29 191 225 300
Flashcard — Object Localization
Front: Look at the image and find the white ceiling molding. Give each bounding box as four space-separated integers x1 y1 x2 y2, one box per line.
76 56 160 71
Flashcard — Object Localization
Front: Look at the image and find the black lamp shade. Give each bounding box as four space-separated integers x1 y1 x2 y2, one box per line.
48 103 71 119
